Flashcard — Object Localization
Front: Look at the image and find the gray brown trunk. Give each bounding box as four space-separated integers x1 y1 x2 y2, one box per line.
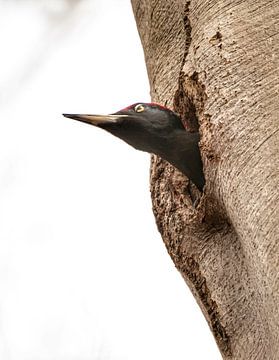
131 1 279 359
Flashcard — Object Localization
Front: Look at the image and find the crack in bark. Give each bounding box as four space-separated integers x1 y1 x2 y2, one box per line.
173 2 197 130
180 1 192 74
174 72 202 132
173 2 201 132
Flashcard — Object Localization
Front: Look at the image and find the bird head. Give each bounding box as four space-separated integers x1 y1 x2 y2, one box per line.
63 102 205 191
63 103 184 155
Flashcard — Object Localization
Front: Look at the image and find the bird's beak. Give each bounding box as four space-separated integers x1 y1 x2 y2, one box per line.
63 113 128 126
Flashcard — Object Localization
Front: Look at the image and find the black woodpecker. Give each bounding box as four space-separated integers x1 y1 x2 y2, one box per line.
63 103 205 191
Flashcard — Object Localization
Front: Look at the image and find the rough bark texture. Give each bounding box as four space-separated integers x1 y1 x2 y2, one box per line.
131 1 279 359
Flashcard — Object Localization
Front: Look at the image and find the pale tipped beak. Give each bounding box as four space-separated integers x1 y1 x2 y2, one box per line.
62 113 128 126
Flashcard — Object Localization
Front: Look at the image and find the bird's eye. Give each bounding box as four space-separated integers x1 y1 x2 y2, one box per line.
134 104 145 113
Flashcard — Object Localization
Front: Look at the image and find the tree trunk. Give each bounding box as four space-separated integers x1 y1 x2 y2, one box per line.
131 1 279 359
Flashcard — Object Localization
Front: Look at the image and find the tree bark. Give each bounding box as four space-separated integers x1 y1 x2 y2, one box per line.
131 1 279 359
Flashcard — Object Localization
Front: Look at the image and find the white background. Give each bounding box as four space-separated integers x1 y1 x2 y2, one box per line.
0 1 221 359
